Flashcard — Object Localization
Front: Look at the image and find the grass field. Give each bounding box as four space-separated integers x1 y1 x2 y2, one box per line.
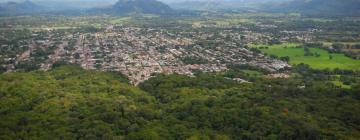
251 43 360 70
193 18 255 26
109 17 132 24
332 80 352 89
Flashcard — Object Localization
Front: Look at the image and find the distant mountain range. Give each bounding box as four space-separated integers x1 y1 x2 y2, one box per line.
0 0 45 15
170 0 360 16
111 0 173 15
169 0 289 11
0 0 173 16
0 0 360 16
270 0 360 16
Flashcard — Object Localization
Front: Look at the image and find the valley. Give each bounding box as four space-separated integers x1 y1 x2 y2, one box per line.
1 0 360 139
1 14 360 85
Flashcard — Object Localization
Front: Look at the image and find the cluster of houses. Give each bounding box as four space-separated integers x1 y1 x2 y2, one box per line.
2 26 292 85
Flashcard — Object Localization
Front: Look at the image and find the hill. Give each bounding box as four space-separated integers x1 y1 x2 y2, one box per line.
0 65 360 139
169 1 224 11
170 0 360 16
270 0 360 16
169 0 289 11
111 0 173 15
0 0 45 15
0 0 173 16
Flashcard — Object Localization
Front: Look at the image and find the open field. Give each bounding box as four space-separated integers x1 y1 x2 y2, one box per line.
323 42 360 46
332 80 352 89
251 43 360 70
109 17 132 24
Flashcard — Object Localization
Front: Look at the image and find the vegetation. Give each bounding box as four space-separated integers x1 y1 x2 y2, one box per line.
0 65 147 139
1 1 360 139
181 56 209 65
0 65 360 139
251 43 360 70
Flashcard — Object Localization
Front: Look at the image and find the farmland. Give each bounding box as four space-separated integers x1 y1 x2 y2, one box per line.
251 43 360 70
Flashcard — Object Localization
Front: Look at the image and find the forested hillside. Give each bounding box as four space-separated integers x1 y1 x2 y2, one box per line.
0 65 360 139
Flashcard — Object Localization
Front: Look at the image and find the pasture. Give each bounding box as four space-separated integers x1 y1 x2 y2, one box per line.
251 43 360 70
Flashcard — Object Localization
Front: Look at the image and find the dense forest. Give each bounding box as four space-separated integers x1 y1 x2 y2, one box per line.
0 65 360 139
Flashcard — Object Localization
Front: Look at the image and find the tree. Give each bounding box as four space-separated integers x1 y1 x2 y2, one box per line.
15 60 39 71
127 128 162 140
0 66 6 73
304 47 313 56
270 54 278 59
352 84 360 100
280 56 290 62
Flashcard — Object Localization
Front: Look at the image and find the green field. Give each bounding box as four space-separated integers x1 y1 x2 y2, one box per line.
332 80 352 89
251 43 360 70
109 17 132 24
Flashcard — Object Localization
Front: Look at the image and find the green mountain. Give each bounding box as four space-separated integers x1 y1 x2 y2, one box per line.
112 0 173 15
0 65 360 139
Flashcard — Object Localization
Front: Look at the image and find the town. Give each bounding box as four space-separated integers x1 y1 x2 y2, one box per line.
2 13 359 85
1 24 294 85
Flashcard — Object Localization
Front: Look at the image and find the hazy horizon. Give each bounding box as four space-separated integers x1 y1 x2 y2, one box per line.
0 0 289 9
0 0 291 4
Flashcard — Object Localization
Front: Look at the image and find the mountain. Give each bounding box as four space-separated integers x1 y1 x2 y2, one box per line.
111 0 173 15
0 0 174 16
169 0 290 11
269 0 360 16
169 0 360 15
0 0 45 15
36 0 116 9
0 6 4 12
169 1 224 10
